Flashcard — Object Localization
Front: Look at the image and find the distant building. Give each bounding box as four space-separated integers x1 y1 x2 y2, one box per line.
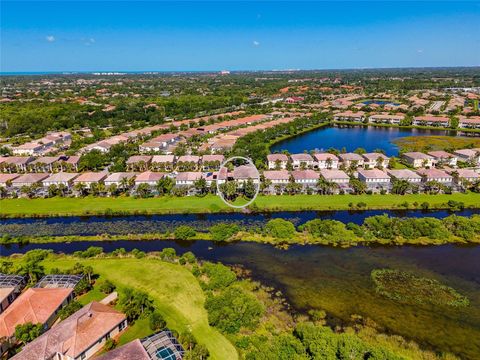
290 153 315 169
267 154 289 169
386 169 422 184
427 151 458 167
43 172 79 187
175 172 202 186
368 113 404 124
401 152 434 168
412 115 450 127
333 111 365 122
11 173 49 187
313 153 339 169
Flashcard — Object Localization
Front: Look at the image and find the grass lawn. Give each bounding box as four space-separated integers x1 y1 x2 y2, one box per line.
39 257 238 360
393 135 480 152
1 192 480 217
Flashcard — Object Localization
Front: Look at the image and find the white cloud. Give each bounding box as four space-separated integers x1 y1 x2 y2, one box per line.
46 35 55 42
253 40 260 47
417 49 424 53
83 38 96 46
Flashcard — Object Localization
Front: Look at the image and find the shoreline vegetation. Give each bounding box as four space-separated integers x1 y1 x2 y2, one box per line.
1 193 480 218
3 214 480 247
1 249 467 360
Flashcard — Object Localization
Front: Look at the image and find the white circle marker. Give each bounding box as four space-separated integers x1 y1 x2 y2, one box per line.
216 156 260 209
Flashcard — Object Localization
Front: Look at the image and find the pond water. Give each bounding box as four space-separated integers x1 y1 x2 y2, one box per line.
1 240 479 359
362 100 400 106
270 125 457 156
2 209 479 237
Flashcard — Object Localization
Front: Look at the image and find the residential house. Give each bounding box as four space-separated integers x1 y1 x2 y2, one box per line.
0 173 20 187
357 169 391 188
333 111 365 122
12 302 127 360
0 157 33 173
233 165 259 184
0 287 74 339
313 153 339 169
29 156 65 173
368 113 404 124
12 142 45 156
338 153 364 168
175 172 202 186
126 155 152 171
416 168 453 184
427 151 458 167
151 155 176 171
73 172 108 189
43 172 79 188
11 173 49 187
135 171 164 186
386 169 423 184
0 274 25 314
319 169 350 185
263 170 290 186
446 169 480 184
362 153 390 169
291 169 318 187
202 155 225 171
290 153 315 169
104 172 137 187
453 149 480 165
401 152 434 168
176 155 200 171
267 154 289 170
62 156 81 171
458 116 480 129
412 115 450 127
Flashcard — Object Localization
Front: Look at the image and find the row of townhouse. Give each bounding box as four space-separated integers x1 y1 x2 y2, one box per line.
402 148 480 168
267 152 390 170
0 155 81 173
126 154 226 171
333 112 480 129
11 132 72 156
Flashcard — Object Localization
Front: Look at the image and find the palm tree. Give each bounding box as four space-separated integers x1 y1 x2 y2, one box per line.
18 261 45 284
391 179 410 195
73 182 87 197
119 177 130 193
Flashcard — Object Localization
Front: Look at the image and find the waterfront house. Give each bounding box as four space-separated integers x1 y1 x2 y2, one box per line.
202 154 225 170
319 169 350 185
175 172 202 186
151 155 176 171
368 113 404 124
427 151 458 167
313 153 339 169
401 152 434 168
12 302 127 360
43 172 79 187
104 172 137 187
458 116 480 129
0 173 20 187
412 115 450 127
291 169 318 187
126 155 152 171
416 168 453 184
135 171 165 186
386 169 422 184
0 274 25 315
453 149 480 165
73 172 108 189
233 165 259 184
338 153 364 168
357 169 391 188
333 111 365 122
0 287 74 339
290 153 315 169
11 173 49 187
263 170 290 185
445 169 480 184
362 153 390 169
267 154 289 169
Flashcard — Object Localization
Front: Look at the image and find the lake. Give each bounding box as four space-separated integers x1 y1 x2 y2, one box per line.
270 125 457 156
2 240 479 359
2 209 479 237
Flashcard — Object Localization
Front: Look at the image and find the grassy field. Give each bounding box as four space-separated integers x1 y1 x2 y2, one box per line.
394 135 480 152
1 192 480 217
38 257 238 360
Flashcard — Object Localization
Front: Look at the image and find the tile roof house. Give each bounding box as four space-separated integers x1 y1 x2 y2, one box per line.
291 170 318 185
0 287 74 338
313 153 339 169
175 172 202 186
151 155 176 171
357 169 391 186
73 172 108 188
104 172 137 186
176 155 200 171
453 149 480 164
11 173 50 187
338 153 365 168
427 151 458 167
362 153 390 169
201 155 225 170
43 172 79 187
263 170 290 184
0 156 33 172
401 152 434 168
446 169 480 183
333 111 365 122
290 153 315 169
416 168 453 184
0 173 20 187
29 156 64 173
319 169 350 184
96 339 150 360
458 116 480 129
412 115 450 127
368 113 404 124
126 155 152 171
386 169 423 183
233 165 259 183
267 154 289 169
12 301 127 360
135 171 165 186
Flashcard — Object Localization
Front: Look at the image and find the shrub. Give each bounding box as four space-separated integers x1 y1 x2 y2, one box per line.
264 219 296 239
99 279 116 294
58 301 82 320
174 225 197 240
209 223 240 241
149 311 167 331
201 262 236 290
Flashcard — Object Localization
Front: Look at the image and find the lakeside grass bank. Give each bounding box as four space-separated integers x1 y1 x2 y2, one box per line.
1 192 480 218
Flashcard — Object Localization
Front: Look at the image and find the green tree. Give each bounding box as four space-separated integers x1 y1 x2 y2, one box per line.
264 218 296 239
14 322 43 345
174 225 197 240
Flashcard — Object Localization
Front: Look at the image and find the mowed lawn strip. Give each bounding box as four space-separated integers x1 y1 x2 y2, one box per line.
40 258 238 360
1 192 480 217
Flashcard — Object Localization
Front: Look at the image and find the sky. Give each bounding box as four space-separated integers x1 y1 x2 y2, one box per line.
1 1 479 72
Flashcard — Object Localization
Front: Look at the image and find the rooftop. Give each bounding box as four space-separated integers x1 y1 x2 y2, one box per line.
73 171 108 183
357 168 390 179
267 153 289 162
291 169 318 180
319 169 349 180
135 171 165 182
43 172 79 183
386 169 422 179
313 153 339 161
263 170 290 180
290 153 314 161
